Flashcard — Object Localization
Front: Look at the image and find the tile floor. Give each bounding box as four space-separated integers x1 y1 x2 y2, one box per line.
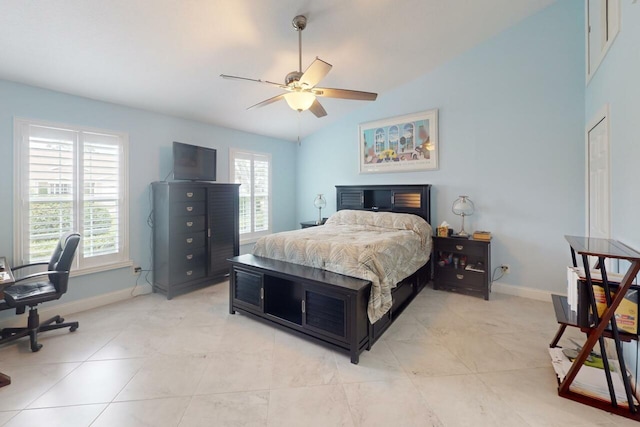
0 282 637 426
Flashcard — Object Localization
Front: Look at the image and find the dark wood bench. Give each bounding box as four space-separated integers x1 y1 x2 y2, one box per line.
228 254 426 363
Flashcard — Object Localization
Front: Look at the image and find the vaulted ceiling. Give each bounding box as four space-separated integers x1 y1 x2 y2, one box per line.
0 0 556 141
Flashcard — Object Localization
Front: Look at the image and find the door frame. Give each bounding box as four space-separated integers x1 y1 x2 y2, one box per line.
585 103 611 240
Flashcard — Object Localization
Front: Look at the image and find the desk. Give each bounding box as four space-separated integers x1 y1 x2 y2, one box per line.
0 256 14 387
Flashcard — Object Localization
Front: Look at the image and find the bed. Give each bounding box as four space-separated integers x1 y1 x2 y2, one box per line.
228 184 432 363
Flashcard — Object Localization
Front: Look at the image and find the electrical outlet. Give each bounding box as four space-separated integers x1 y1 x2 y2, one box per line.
133 266 142 274
501 265 510 274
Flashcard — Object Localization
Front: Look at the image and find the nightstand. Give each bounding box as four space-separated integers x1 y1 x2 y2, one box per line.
300 219 327 229
433 236 491 300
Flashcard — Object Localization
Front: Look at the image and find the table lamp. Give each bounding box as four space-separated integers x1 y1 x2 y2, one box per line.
452 195 474 237
314 194 326 225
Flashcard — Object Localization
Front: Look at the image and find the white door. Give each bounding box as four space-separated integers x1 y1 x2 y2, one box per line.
586 105 611 240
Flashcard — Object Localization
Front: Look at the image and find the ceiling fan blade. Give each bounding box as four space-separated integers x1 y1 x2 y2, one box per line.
247 94 286 110
308 99 327 118
313 87 378 101
220 74 288 90
299 58 332 89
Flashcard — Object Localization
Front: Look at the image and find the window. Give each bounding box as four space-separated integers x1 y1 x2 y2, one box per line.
586 0 620 82
14 118 129 273
229 148 271 243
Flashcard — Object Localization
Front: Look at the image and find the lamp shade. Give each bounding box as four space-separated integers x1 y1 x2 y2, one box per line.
314 194 326 209
285 91 316 111
451 195 474 236
452 196 474 217
314 194 326 225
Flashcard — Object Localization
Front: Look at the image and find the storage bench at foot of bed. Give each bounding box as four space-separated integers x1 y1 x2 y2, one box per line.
228 254 425 364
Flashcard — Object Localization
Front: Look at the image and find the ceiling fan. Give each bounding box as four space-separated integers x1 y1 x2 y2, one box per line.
221 15 377 118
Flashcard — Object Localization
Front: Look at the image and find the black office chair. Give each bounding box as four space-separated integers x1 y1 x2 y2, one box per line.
0 232 81 352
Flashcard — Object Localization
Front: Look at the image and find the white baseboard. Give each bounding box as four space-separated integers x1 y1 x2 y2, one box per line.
492 281 556 302
0 283 152 329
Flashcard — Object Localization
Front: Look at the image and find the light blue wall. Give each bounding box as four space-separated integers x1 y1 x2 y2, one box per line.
585 2 640 380
297 0 585 294
0 79 297 313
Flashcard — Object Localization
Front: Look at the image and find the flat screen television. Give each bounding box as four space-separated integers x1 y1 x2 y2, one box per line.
173 141 217 181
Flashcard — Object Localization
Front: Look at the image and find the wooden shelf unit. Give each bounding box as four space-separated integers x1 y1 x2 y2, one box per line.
550 236 640 421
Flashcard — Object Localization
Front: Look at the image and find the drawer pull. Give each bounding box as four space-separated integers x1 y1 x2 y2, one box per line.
186 221 193 227
260 287 264 300
301 300 306 313
186 238 193 244
186 192 193 198
456 274 464 280
456 245 464 251
186 270 193 276
186 206 193 212
186 254 193 260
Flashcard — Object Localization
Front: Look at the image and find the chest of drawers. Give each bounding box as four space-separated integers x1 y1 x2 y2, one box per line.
152 181 239 299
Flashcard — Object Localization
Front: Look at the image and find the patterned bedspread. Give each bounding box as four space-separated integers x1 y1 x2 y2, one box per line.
252 210 432 323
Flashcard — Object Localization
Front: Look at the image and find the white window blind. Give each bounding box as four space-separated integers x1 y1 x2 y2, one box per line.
230 149 271 242
14 118 129 273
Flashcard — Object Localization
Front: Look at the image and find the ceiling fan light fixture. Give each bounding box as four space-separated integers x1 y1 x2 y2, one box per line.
284 91 316 112
221 14 377 118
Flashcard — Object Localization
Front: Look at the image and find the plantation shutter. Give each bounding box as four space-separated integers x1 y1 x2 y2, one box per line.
253 154 269 232
230 149 271 241
234 155 252 234
25 125 76 262
15 119 129 272
82 132 122 258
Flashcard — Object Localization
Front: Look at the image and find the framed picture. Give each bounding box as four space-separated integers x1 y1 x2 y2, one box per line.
359 109 438 174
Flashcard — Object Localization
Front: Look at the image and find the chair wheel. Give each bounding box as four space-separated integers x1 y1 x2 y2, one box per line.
56 317 65 324
70 325 78 332
31 343 43 352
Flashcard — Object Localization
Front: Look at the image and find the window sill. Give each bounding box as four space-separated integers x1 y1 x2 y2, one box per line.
240 238 259 246
70 260 133 277
240 231 271 247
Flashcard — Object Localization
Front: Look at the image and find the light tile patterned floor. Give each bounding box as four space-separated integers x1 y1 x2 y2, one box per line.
0 282 637 426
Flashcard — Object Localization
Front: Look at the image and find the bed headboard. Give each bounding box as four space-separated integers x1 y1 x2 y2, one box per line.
335 185 432 224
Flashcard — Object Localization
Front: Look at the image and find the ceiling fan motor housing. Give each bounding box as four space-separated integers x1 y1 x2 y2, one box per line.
292 15 307 31
285 71 303 86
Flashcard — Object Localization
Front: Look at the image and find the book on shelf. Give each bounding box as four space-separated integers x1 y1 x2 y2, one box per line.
464 263 485 273
566 266 639 334
472 230 491 241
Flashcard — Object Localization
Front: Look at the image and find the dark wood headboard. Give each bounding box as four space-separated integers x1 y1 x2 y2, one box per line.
335 185 432 224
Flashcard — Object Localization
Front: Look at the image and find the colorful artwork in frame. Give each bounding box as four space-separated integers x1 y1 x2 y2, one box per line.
359 109 438 174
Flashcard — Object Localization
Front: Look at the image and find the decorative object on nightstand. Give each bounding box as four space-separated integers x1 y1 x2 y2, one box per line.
436 221 451 237
314 194 326 225
472 230 492 241
452 195 474 237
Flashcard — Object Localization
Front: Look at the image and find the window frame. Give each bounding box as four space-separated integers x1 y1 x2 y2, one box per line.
586 0 620 84
229 148 272 245
13 117 131 275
